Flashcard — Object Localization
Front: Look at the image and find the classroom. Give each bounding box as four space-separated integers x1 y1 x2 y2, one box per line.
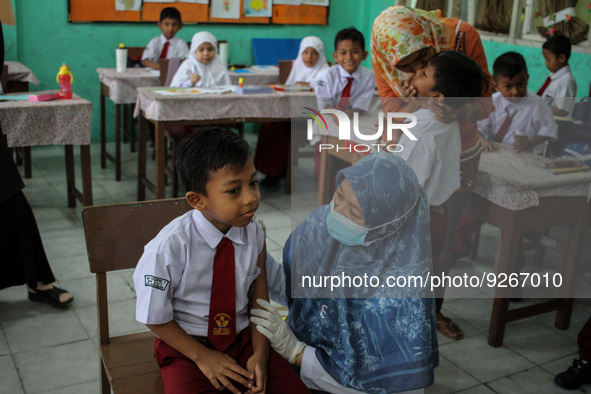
2 0 591 392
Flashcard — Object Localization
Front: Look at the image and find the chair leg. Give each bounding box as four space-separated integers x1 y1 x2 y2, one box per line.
100 360 111 394
469 222 483 261
24 147 32 178
171 138 179 198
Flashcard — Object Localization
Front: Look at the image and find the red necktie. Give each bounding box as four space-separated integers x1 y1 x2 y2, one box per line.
494 107 516 143
207 237 236 351
338 77 354 110
159 41 170 60
536 76 552 96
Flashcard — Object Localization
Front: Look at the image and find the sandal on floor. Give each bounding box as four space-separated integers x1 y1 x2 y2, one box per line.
436 313 464 339
28 286 73 309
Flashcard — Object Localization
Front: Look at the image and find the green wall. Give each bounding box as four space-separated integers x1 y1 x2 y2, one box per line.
5 0 591 143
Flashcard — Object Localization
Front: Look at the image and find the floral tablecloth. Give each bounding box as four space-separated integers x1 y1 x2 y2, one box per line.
472 144 591 210
0 92 92 146
97 67 160 104
229 66 279 86
4 61 40 85
134 87 314 121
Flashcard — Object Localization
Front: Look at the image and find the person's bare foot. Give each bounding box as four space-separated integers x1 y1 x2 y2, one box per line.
436 311 464 339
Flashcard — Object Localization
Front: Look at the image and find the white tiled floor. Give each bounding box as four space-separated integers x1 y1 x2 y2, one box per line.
1 135 590 393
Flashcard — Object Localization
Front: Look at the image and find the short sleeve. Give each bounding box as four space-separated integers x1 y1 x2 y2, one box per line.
141 38 158 62
313 68 335 110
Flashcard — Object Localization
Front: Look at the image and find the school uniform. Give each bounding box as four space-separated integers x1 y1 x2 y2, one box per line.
313 64 376 112
478 91 558 155
141 35 189 64
539 65 577 117
134 210 309 393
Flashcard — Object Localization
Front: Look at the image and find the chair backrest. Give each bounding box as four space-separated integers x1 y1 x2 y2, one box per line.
158 58 185 87
82 198 192 341
278 60 292 85
251 38 301 66
127 46 145 60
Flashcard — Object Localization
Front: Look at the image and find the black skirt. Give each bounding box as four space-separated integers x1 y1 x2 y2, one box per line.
0 191 55 290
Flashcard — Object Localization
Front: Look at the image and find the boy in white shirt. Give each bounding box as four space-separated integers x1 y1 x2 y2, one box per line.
313 27 376 114
538 34 578 117
133 127 309 393
479 52 558 155
141 7 189 70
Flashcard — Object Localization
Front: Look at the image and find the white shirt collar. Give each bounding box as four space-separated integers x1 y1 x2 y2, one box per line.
160 34 170 44
336 64 361 81
192 210 245 249
550 65 570 79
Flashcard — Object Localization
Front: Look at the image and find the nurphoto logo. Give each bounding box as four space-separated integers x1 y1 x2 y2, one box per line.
302 107 418 153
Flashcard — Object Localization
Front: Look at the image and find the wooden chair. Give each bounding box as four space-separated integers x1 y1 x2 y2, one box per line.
278 60 292 85
82 198 192 394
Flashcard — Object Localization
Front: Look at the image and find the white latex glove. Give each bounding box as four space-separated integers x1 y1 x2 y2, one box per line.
250 299 305 364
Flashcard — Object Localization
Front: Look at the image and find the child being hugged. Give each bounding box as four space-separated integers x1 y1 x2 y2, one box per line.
285 36 329 87
133 127 309 393
170 31 231 88
141 7 189 70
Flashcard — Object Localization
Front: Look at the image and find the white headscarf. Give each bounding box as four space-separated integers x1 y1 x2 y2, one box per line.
171 31 230 88
285 36 329 86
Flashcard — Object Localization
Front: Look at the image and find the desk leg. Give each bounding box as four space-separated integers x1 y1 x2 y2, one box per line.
115 103 121 181
317 143 335 206
155 121 166 199
488 226 521 347
138 114 147 201
100 85 106 169
129 105 136 152
65 145 75 208
80 145 93 206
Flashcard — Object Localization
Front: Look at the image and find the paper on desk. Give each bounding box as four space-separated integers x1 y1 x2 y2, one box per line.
0 94 30 101
251 65 278 70
151 86 235 95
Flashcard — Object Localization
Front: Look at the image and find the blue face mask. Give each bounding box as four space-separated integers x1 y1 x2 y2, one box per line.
326 199 368 246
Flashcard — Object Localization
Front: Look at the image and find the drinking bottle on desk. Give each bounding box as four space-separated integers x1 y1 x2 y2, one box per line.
56 63 73 99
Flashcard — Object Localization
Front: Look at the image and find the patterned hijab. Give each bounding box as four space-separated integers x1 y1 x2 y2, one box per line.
186 31 230 87
371 5 455 95
284 153 438 393
285 36 329 86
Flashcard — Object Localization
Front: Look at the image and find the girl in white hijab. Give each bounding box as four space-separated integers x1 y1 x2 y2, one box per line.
285 36 329 86
170 31 231 88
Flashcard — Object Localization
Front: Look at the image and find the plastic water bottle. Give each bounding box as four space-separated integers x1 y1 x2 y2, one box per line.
56 63 73 99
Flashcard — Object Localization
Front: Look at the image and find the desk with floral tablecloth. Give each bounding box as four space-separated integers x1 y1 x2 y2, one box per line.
0 92 93 207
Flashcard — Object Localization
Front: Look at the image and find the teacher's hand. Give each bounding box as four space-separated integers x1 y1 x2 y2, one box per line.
250 299 305 365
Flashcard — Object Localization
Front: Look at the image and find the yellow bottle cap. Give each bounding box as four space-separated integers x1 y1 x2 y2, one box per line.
119 43 125 48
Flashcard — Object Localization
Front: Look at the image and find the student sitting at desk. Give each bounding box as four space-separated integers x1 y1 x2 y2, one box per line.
255 36 329 188
479 52 558 154
141 7 189 70
170 31 231 88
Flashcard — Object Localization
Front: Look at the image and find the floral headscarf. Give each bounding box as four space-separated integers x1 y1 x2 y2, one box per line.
371 6 455 95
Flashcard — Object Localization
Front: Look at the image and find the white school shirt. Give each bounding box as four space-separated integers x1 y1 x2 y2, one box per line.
313 64 375 112
397 109 461 207
134 210 264 336
540 65 577 117
478 91 558 155
141 35 189 63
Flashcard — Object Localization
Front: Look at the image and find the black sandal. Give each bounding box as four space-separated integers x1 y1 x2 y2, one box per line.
28 286 73 309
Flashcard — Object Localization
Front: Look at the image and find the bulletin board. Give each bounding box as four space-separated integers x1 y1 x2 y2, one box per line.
68 0 328 25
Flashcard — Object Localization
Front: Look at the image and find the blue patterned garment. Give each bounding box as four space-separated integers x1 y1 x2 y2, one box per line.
284 153 438 393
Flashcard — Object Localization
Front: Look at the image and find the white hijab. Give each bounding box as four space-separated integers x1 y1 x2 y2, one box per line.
285 36 329 86
172 31 230 88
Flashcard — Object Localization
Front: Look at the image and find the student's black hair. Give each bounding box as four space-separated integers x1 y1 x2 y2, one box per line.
160 7 182 23
428 50 487 108
492 51 528 80
542 34 572 61
176 127 251 195
335 27 365 51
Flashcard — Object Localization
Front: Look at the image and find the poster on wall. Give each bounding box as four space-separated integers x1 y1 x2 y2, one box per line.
179 0 209 3
274 0 301 5
244 0 272 17
115 0 142 10
143 0 175 2
211 0 240 19
301 0 328 6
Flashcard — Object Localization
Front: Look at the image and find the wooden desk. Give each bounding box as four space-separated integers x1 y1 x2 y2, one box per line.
318 138 591 347
4 61 40 178
134 87 312 200
97 67 160 181
0 92 93 207
228 66 279 86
